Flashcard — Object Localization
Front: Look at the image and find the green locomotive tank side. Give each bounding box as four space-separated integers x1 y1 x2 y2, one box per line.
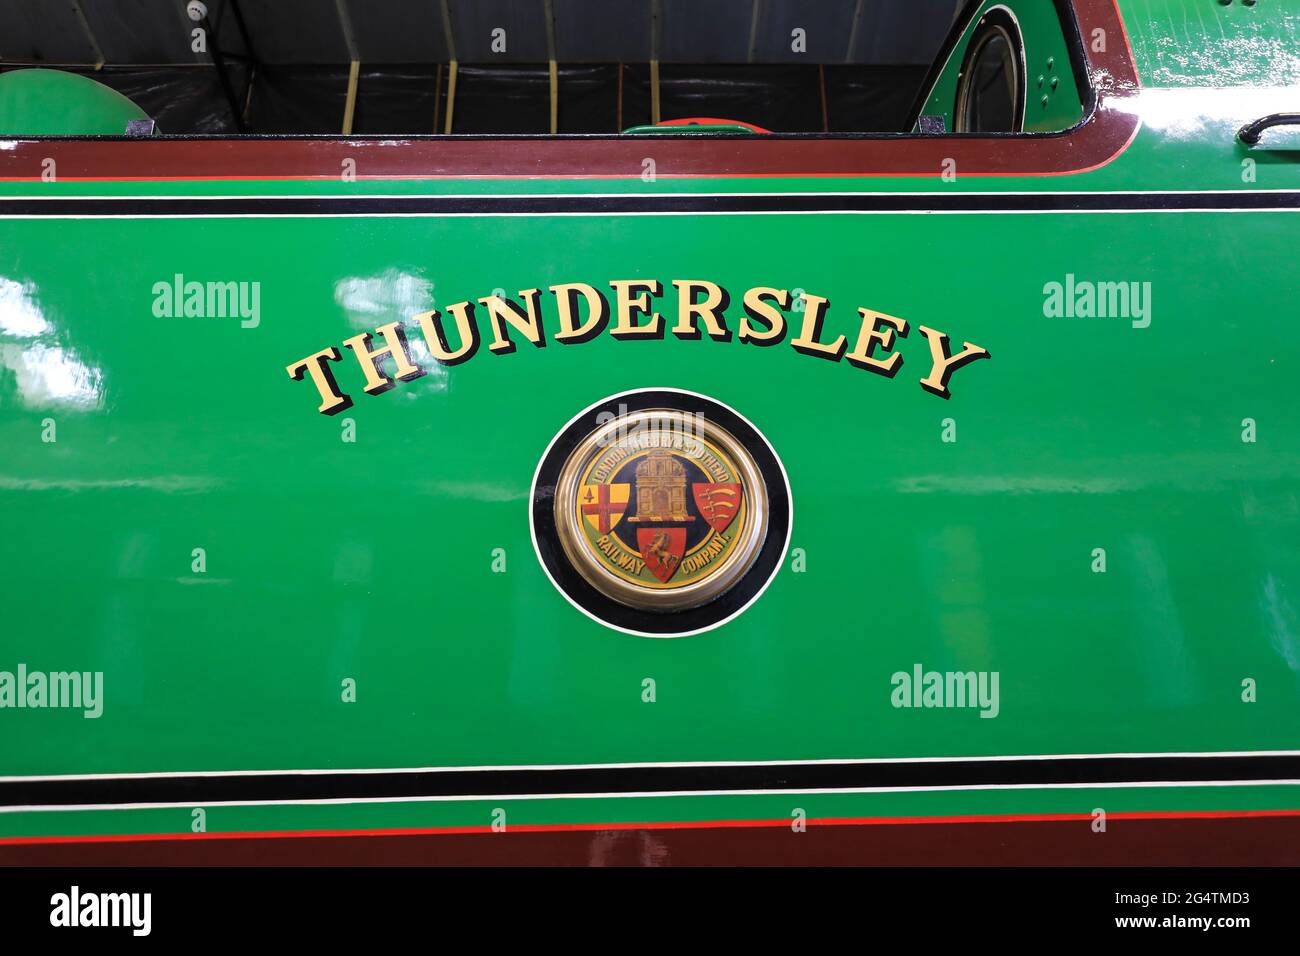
0 0 1297 861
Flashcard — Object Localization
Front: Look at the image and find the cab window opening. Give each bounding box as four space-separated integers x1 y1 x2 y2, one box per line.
0 0 1086 141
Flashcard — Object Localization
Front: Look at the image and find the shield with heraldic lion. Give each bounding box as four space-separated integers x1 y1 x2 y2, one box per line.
637 528 686 583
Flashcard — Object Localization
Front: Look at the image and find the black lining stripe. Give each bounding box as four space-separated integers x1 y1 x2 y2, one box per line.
5 755 1299 807
0 192 1297 217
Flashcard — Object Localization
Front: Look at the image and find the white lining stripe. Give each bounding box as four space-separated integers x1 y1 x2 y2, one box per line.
0 189 1293 219
10 189 1299 200
0 208 1295 220
5 749 1298 783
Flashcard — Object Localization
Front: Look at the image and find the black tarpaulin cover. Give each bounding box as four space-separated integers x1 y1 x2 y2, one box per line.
1 61 928 135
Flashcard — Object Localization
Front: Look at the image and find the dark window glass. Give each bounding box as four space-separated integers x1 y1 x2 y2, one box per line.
956 28 1020 133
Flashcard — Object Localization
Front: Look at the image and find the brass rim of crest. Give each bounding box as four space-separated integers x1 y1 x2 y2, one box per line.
554 408 768 613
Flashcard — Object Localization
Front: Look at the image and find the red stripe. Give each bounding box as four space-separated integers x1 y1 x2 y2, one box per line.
4 808 1299 847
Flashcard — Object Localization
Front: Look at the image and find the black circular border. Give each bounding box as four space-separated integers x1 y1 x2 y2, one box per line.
531 390 790 636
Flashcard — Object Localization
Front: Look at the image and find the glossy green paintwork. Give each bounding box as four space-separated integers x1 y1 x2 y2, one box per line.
0 68 148 136
0 0 1298 840
919 0 1085 133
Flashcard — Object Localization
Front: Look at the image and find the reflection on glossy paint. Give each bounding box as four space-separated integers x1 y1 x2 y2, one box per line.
1122 86 1300 141
1126 535 1196 708
0 277 102 411
0 276 103 410
0 343 103 409
0 475 218 492
1262 574 1299 675
0 277 47 337
1123 4 1300 90
335 269 434 325
419 479 527 503
334 268 448 394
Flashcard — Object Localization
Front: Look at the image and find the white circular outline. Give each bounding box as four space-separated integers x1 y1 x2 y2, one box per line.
528 387 794 639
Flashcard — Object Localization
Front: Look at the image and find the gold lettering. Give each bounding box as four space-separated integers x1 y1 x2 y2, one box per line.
551 282 610 343
286 347 353 415
284 279 993 415
342 321 424 395
671 279 730 340
845 309 908 378
482 289 546 354
739 286 788 345
414 302 481 365
917 325 990 399
789 293 846 361
609 279 663 338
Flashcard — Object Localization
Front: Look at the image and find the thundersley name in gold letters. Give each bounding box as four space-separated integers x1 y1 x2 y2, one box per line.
286 279 991 415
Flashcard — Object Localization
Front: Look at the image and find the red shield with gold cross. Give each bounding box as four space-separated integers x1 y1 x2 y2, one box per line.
580 483 630 535
637 528 686 584
692 482 742 533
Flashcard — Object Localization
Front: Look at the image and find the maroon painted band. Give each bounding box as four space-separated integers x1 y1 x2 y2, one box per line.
3 814 1297 866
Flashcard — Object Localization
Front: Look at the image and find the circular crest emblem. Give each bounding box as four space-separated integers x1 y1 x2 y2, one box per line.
531 389 790 637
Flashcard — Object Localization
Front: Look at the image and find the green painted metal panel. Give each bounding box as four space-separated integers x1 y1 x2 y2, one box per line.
0 0 1297 842
0 69 149 136
918 0 1085 133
